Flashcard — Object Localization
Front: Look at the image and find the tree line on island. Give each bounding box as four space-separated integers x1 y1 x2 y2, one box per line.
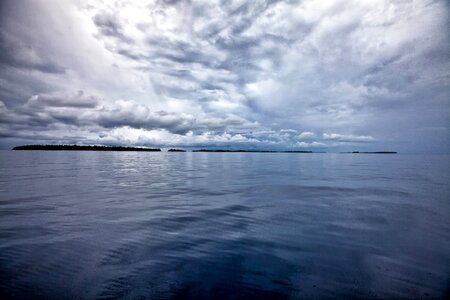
12 145 161 152
12 144 396 153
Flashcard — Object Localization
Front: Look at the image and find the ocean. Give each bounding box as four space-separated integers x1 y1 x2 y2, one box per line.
0 151 449 299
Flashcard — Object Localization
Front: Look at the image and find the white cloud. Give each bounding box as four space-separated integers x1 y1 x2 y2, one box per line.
323 133 374 143
298 131 315 140
0 0 448 152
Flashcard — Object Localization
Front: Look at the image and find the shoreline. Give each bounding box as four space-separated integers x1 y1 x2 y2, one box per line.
12 145 161 152
11 145 397 154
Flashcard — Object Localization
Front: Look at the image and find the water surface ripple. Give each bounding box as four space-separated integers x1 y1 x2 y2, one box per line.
0 152 449 299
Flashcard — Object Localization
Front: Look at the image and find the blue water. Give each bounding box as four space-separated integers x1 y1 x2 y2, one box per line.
0 151 449 299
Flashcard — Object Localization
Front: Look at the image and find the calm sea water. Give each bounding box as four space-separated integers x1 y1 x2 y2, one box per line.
0 151 449 299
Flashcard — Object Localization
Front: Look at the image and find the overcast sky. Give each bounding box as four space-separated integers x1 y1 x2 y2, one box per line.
0 0 449 152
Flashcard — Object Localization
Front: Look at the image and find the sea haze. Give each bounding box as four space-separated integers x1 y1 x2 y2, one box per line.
0 151 449 299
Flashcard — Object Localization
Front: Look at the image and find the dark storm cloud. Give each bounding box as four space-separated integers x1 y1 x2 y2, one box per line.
0 3 66 75
0 90 329 148
94 106 194 134
0 0 448 152
1 93 185 133
92 13 134 43
0 0 72 108
26 91 99 108
92 13 123 37
0 91 260 138
93 1 285 93
0 39 66 74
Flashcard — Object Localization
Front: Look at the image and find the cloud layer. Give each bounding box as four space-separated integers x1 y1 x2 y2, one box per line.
0 0 449 152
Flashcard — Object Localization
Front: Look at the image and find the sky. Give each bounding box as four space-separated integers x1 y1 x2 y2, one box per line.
0 0 449 152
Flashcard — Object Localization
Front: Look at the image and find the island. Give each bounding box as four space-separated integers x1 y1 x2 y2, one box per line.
341 151 397 154
12 145 396 154
12 145 161 151
192 149 313 153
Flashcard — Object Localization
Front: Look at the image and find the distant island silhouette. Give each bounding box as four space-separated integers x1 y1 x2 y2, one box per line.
12 145 397 154
342 151 397 154
192 149 313 153
12 145 161 151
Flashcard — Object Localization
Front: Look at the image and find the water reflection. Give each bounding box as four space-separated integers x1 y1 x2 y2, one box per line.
0 152 449 299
